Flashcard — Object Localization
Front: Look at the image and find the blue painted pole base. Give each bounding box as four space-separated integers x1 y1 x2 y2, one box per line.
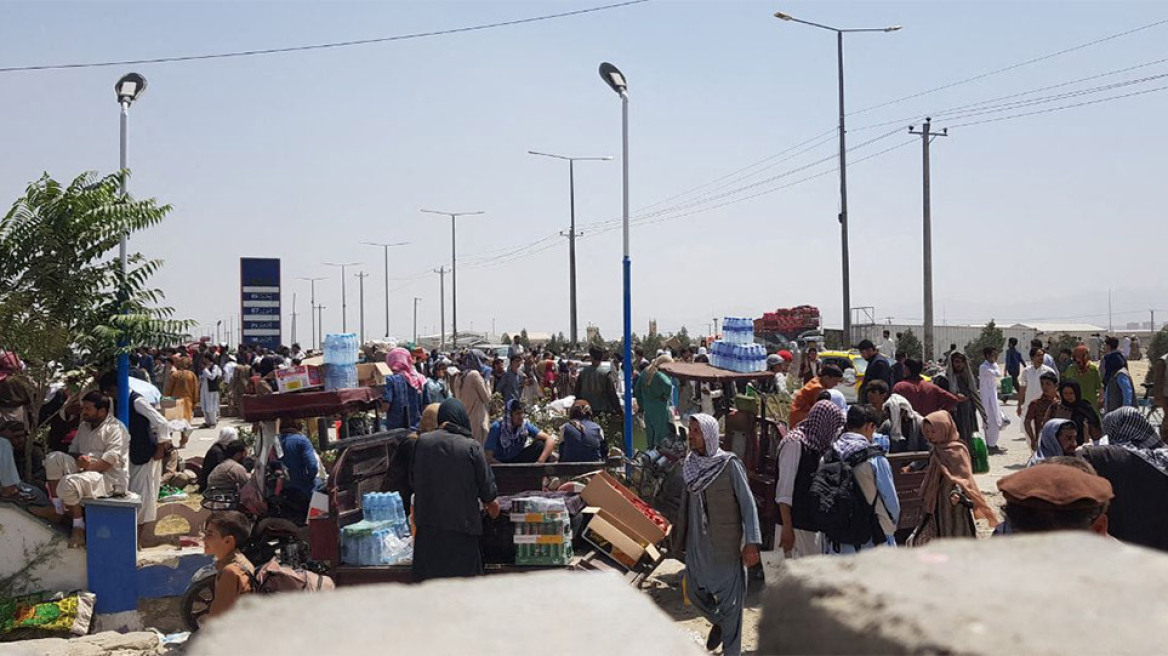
83 494 141 614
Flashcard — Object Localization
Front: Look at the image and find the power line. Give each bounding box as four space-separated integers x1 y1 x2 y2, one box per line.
848 16 1168 117
0 0 649 74
946 81 1168 129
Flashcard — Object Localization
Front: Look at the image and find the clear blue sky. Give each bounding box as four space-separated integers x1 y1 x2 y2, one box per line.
3 1 1166 344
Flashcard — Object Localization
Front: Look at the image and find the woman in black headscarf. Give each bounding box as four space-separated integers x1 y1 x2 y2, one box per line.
1045 380 1102 445
409 399 499 582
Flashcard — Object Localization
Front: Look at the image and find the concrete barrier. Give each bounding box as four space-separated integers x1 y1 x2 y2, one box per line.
0 506 85 598
760 533 1166 655
190 571 702 656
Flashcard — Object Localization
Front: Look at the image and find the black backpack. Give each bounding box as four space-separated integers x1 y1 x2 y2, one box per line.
810 445 885 551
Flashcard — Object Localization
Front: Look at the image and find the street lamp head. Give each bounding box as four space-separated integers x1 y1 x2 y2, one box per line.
115 73 147 105
598 62 627 96
885 25 903 32
774 11 793 20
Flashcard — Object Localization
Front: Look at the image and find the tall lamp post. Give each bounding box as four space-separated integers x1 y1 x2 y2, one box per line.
774 11 901 345
528 151 612 347
413 297 422 344
323 263 360 333
361 241 409 338
298 277 326 350
114 72 146 426
420 210 484 350
598 62 633 461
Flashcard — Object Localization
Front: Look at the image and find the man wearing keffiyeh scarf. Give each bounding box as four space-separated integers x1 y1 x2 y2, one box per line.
676 413 761 656
1083 406 1168 551
776 400 846 558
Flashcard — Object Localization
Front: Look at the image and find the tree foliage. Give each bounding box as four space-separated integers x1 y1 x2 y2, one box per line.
898 329 923 360
640 331 663 357
676 326 692 351
964 320 1005 363
519 328 530 348
0 171 193 431
1146 328 1168 369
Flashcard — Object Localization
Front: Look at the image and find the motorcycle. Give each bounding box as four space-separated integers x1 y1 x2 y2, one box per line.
180 485 316 632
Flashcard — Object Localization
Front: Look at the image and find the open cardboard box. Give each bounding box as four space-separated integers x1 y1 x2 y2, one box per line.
275 365 323 393
581 470 669 544
356 362 391 388
579 471 669 570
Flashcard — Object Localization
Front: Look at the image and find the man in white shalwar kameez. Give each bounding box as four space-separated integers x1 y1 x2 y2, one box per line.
978 347 1007 454
200 360 222 427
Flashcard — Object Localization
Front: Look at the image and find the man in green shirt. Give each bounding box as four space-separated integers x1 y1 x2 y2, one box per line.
1063 344 1103 416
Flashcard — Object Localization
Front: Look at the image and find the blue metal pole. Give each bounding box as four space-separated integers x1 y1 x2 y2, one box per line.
620 92 633 459
116 101 130 426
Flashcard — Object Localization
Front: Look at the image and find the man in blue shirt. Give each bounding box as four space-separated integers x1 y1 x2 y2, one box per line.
484 400 555 464
276 419 318 522
1005 337 1024 393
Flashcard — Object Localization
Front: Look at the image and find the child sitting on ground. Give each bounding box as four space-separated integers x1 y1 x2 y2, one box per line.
203 510 254 620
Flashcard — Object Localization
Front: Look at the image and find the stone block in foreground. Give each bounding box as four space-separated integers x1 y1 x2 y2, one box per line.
761 533 1163 655
189 571 701 656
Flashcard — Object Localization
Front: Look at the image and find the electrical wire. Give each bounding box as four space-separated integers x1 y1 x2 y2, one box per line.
0 0 649 74
847 16 1168 117
946 82 1168 129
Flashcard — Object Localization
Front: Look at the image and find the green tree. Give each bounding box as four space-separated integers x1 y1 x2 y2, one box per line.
641 331 663 357
546 333 561 356
964 320 1005 363
676 326 692 351
897 329 923 360
500 332 511 345
1146 328 1168 382
0 171 192 474
1045 333 1081 359
519 328 530 349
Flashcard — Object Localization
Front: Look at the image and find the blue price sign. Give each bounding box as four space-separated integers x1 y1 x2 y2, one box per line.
240 258 281 349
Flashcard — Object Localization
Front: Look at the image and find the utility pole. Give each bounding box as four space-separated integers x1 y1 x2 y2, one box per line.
910 118 947 362
317 305 326 343
362 241 408 338
324 262 360 334
434 266 447 351
355 271 369 346
1109 289 1114 333
413 297 421 344
298 277 326 350
291 293 298 346
1152 309 1156 333
421 210 484 351
712 317 719 338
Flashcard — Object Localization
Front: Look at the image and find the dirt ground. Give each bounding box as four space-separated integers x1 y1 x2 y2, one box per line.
640 389 1097 655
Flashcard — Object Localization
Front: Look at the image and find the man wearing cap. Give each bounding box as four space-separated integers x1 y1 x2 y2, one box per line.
857 339 893 402
425 359 453 405
997 462 1113 535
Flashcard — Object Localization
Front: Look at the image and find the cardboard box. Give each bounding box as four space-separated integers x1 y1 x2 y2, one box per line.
356 362 391 388
582 508 647 569
275 365 322 393
581 470 669 545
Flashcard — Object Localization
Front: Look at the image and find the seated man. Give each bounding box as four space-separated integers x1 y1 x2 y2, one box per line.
485 400 555 464
996 459 1113 535
44 391 130 547
1 420 46 490
560 401 605 463
0 423 50 508
207 440 250 496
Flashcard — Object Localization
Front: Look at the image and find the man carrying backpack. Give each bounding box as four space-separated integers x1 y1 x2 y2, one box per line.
813 404 901 554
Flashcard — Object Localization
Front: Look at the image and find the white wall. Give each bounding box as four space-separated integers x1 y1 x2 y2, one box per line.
854 324 1039 362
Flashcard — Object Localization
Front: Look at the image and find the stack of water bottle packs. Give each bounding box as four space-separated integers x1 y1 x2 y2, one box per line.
709 317 768 372
323 333 360 390
341 491 413 566
511 497 573 566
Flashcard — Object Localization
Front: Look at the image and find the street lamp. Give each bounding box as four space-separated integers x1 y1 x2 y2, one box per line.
298 277 326 350
774 10 901 345
323 263 360 333
413 297 422 344
361 241 409 338
528 150 612 347
598 61 634 462
114 72 146 426
420 209 484 350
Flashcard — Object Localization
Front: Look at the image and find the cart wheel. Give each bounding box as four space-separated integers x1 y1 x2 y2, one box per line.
181 576 216 632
